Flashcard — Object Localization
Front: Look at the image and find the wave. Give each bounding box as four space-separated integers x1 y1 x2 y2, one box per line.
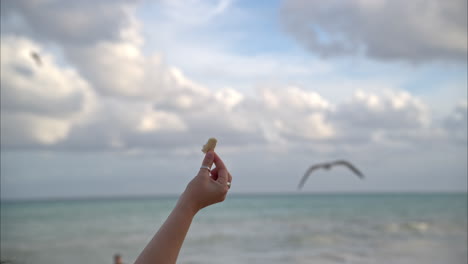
383 221 430 234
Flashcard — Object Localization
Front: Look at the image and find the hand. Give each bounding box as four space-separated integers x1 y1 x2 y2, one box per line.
180 151 232 213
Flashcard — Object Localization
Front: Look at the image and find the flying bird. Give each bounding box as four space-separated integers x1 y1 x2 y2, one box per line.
298 160 364 190
30 51 42 66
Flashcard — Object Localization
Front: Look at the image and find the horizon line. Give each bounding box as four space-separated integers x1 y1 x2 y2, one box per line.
1 190 467 203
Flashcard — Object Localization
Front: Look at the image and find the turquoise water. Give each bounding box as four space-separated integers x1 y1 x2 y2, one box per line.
1 193 467 264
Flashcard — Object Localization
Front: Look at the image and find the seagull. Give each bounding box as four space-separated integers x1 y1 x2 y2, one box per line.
298 160 364 190
30 51 42 66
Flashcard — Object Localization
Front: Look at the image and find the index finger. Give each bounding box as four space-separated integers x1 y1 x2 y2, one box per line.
213 152 227 170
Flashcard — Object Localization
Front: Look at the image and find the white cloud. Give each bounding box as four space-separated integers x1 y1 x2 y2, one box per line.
0 0 465 155
137 110 187 133
281 0 467 62
159 0 232 26
0 36 93 117
1 112 71 146
276 112 335 140
214 88 244 111
2 0 174 100
64 19 170 99
325 89 460 151
248 86 335 141
1 0 217 150
260 86 331 112
0 36 97 147
334 90 430 131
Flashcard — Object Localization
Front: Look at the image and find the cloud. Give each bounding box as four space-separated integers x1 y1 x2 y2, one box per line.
214 88 244 111
248 86 335 142
0 0 220 151
1 0 170 100
159 0 233 26
1 37 461 152
56 9 180 100
329 90 434 147
334 90 430 130
443 101 468 144
137 109 187 133
1 112 72 146
50 100 191 151
66 37 165 98
137 0 333 93
0 36 92 117
0 0 465 154
1 0 137 45
281 0 468 62
258 86 331 112
0 36 96 147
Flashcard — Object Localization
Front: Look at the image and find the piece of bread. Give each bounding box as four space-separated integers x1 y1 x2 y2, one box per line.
202 138 217 153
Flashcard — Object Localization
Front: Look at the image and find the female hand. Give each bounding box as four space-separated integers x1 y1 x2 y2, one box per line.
180 151 232 213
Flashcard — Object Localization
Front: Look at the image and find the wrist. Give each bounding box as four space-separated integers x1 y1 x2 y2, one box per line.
177 192 200 216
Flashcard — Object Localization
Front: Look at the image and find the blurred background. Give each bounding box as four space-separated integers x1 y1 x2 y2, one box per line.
1 0 466 263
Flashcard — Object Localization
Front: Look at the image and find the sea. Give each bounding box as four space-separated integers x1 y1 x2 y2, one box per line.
1 193 467 264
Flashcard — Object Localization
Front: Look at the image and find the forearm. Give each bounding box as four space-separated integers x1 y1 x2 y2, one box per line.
134 194 198 264
134 151 231 264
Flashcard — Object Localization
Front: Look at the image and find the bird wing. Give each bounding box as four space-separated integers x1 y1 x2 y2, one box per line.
30 52 42 66
331 160 364 178
297 163 327 190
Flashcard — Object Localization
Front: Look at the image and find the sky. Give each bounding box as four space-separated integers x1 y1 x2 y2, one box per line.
0 0 467 200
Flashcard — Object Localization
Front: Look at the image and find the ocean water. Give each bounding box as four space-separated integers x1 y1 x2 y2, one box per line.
1 193 467 264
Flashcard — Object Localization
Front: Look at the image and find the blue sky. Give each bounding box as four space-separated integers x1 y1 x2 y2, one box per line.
137 0 466 109
1 0 467 199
